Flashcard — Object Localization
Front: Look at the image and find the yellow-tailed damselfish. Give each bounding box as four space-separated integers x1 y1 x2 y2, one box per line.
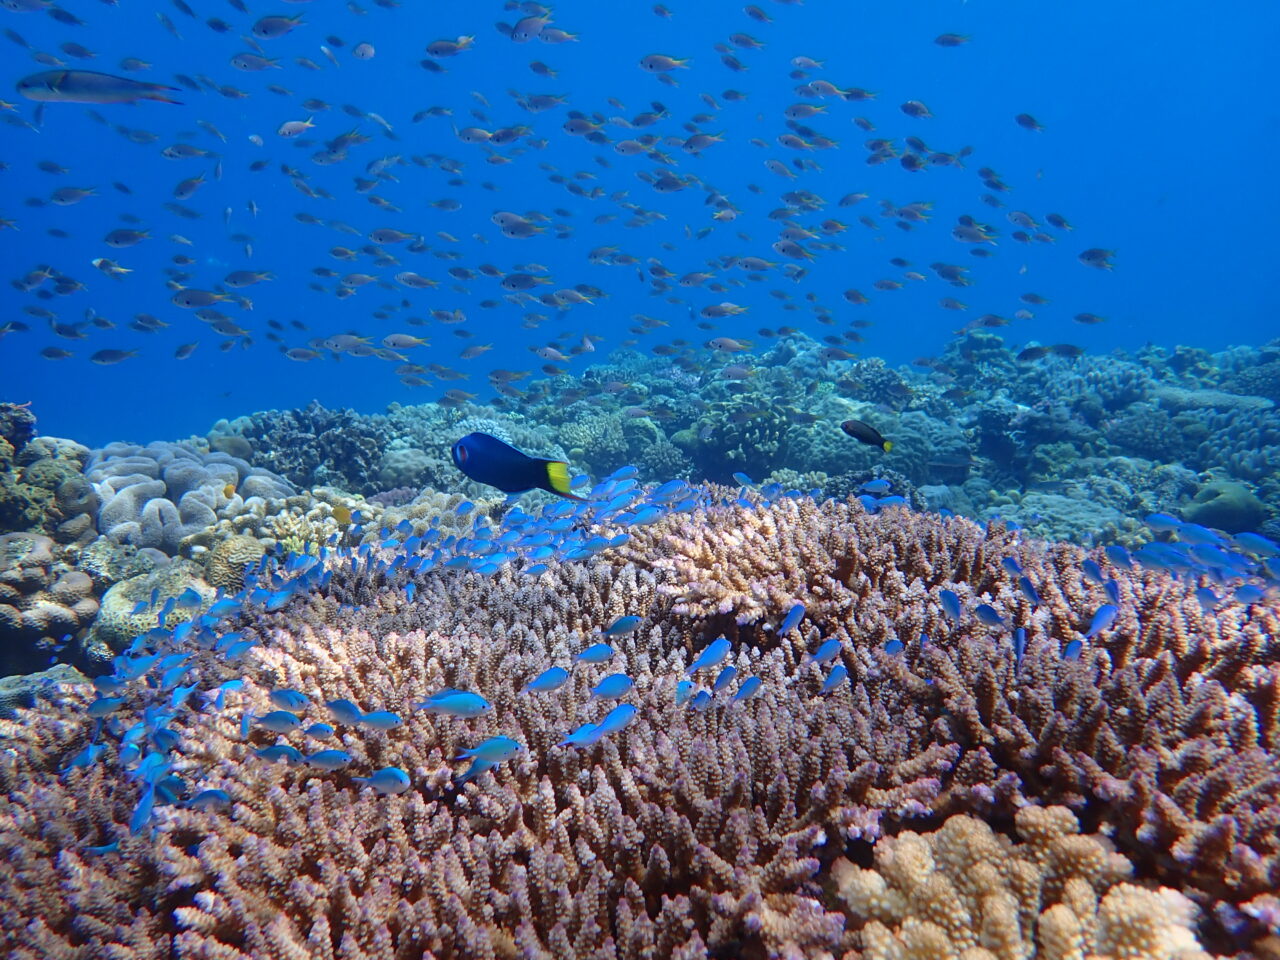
451 432 584 500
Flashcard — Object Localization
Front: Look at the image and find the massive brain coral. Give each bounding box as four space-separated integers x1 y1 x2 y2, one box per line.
0 496 1274 959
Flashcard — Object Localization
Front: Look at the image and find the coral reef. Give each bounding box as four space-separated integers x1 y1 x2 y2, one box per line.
0 533 99 675
86 559 215 660
0 496 1273 959
203 534 268 592
211 401 388 495
0 404 96 544
86 441 295 556
618 496 1280 940
833 807 1217 960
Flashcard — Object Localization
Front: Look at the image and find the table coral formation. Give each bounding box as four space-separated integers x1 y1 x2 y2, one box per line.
0 494 1274 958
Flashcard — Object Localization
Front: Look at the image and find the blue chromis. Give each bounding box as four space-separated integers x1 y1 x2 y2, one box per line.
87 696 126 718
602 615 643 637
358 710 403 731
255 744 303 764
1084 604 1118 638
306 749 354 771
416 691 493 718
353 767 412 795
557 722 599 748
675 680 695 706
778 602 805 634
522 666 570 694
687 636 730 675
939 589 962 622
582 703 638 744
188 788 232 812
256 710 303 734
451 432 584 500
808 638 841 665
325 699 364 725
589 673 635 701
575 642 615 664
819 663 848 695
456 735 522 764
974 604 1005 626
269 689 309 712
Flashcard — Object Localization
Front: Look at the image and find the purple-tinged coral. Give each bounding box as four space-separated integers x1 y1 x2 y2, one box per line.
0 495 1273 957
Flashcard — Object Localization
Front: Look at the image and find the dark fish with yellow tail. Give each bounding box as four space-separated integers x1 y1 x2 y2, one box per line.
840 419 893 452
17 69 182 104
451 432 584 500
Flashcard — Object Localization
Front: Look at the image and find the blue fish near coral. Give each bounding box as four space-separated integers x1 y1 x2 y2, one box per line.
255 744 303 764
732 676 763 702
556 722 598 748
130 784 157 836
939 589 962 622
589 673 635 701
65 743 106 769
778 602 806 634
583 703 638 744
808 638 841 665
575 642 615 665
269 689 309 712
188 789 232 812
358 710 403 731
306 749 354 771
522 666 570 694
974 604 1005 626
416 692 492 718
1084 604 1118 639
456 735 522 764
87 696 126 718
602 615 643 637
353 767 412 795
256 710 303 734
451 432 584 500
687 636 730 675
820 663 849 695
325 699 364 725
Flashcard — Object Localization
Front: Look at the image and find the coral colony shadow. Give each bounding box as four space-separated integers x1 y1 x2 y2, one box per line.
0 0 1278 958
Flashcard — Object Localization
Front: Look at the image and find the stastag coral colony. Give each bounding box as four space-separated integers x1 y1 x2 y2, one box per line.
0 486 1278 960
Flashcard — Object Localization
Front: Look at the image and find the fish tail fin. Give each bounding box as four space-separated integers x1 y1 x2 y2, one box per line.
144 92 184 105
542 459 585 500
882 440 894 452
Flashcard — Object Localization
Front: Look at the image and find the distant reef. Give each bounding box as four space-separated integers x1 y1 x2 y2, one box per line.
1 332 1277 681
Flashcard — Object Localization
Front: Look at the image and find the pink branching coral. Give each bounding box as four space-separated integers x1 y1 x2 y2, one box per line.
0 495 1273 958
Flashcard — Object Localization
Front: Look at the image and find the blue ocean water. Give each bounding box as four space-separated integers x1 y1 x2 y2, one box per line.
0 0 1276 446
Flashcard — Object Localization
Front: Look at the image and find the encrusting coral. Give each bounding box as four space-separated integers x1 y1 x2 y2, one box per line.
0 494 1273 958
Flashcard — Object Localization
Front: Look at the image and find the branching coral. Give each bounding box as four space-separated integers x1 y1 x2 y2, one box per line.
619 496 1280 941
0 496 1272 958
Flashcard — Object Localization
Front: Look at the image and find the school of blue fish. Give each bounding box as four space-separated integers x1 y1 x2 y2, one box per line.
66 444 1277 840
